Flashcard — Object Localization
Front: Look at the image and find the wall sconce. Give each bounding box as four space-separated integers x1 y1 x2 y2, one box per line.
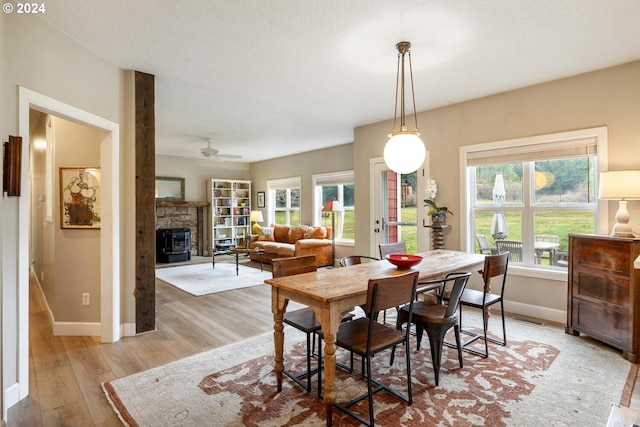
599 170 640 237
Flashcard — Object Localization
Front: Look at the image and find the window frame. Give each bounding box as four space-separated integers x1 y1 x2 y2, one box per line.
459 127 609 281
312 170 355 246
266 176 301 225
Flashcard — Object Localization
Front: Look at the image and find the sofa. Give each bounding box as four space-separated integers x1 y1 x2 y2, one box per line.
249 224 333 266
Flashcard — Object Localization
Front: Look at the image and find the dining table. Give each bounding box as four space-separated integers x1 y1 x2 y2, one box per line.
264 249 485 425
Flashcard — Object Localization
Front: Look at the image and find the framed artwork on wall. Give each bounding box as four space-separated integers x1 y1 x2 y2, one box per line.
257 191 265 208
60 166 101 229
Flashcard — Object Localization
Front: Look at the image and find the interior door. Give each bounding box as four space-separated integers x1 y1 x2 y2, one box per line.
371 159 426 256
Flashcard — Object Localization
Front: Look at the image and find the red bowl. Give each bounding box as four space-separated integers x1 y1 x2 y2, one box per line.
385 254 422 269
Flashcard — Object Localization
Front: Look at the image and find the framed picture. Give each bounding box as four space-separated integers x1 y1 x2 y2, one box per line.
257 191 265 208
60 166 101 229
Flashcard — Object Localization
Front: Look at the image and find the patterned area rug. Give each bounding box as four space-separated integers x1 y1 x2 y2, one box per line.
103 315 633 426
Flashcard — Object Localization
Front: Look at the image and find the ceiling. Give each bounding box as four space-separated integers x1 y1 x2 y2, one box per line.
39 0 640 163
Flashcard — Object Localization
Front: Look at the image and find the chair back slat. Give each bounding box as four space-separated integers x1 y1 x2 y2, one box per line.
443 272 472 317
481 252 509 294
495 240 522 262
364 271 418 315
272 255 317 278
339 255 379 267
379 242 407 259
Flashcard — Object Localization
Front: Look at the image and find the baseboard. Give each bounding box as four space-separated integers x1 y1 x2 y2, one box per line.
3 382 20 421
52 322 101 336
504 300 566 324
122 322 136 337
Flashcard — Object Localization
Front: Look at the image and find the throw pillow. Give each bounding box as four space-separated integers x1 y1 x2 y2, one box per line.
257 226 275 242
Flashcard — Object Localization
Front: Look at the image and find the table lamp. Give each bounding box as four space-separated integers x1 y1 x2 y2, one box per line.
599 170 640 238
250 210 263 235
321 200 344 267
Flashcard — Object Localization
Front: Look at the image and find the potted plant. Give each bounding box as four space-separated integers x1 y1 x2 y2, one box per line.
424 178 453 225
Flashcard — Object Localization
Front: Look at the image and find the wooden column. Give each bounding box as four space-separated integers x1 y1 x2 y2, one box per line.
135 71 156 333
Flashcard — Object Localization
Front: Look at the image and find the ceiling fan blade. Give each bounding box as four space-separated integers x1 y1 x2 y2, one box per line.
216 153 242 159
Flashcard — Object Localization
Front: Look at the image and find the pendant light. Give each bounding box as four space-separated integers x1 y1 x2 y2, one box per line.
384 41 426 174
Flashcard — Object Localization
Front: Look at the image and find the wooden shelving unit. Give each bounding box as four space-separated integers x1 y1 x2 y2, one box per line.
207 179 252 253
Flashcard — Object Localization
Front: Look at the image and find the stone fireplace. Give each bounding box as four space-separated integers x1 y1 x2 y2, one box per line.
155 200 209 256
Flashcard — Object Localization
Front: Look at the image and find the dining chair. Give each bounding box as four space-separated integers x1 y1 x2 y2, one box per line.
476 234 497 255
455 252 510 358
273 255 354 397
394 272 472 386
339 255 379 267
378 242 407 259
333 271 419 427
495 240 522 262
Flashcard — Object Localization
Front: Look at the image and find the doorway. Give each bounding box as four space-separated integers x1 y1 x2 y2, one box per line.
370 158 429 256
14 87 120 405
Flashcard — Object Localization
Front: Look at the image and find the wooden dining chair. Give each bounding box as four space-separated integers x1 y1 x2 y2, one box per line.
333 271 418 427
394 272 472 386
378 242 407 259
455 252 510 358
272 255 322 395
273 255 354 396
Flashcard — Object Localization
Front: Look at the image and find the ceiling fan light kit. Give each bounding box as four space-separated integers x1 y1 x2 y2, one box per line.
384 41 426 174
200 139 242 161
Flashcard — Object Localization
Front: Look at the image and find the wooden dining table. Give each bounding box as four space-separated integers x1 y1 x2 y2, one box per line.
264 249 485 425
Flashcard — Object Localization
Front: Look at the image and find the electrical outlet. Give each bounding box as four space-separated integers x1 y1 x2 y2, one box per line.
82 293 90 306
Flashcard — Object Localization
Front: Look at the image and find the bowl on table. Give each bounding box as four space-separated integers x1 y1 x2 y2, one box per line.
385 254 423 269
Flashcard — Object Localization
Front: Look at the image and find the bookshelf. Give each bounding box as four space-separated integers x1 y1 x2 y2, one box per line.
207 179 252 253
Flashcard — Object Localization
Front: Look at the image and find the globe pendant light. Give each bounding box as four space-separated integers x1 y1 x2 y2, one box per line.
384 41 426 174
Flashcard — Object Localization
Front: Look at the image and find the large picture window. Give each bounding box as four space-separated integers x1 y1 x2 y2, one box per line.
267 177 301 225
462 127 608 272
313 171 355 243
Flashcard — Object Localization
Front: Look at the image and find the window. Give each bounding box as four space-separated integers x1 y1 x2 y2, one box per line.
462 127 608 272
313 171 355 243
267 177 301 225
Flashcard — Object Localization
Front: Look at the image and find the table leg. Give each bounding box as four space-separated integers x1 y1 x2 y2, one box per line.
272 292 287 392
212 250 216 269
235 252 240 275
314 307 344 426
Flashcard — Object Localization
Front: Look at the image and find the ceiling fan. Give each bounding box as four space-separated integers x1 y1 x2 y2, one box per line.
199 139 242 161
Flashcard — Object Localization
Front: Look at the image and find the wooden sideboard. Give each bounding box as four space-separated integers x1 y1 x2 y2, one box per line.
566 234 640 362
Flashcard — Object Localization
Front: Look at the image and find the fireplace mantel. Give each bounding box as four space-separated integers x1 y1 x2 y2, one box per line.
156 200 209 208
155 201 209 255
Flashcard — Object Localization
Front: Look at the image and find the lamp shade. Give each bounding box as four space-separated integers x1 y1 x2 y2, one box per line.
384 133 426 174
322 200 344 212
599 171 640 200
250 210 264 222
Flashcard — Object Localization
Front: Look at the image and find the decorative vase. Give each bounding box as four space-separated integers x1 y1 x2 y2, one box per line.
431 212 446 225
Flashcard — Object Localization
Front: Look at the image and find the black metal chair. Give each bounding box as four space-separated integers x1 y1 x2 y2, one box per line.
339 255 379 267
273 255 354 397
454 252 510 358
333 271 419 427
395 272 472 386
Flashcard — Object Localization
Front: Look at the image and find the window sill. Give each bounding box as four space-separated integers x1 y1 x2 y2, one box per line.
508 265 568 282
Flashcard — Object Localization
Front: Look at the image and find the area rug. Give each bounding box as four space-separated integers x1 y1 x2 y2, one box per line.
155 262 271 296
102 315 633 426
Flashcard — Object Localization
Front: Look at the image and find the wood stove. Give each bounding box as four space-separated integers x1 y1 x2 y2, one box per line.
156 228 191 263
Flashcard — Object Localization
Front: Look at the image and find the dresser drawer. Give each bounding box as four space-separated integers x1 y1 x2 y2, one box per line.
571 299 628 349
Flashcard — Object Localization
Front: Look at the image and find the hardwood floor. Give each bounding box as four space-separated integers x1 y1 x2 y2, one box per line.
7 257 640 425
8 257 277 427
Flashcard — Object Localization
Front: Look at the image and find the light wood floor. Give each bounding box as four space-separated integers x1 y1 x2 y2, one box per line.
7 257 640 426
8 256 277 427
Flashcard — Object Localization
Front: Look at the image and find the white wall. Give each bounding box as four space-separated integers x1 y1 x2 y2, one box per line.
2 12 124 418
354 60 640 321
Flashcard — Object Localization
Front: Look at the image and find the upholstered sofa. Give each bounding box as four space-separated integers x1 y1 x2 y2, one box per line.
249 224 333 266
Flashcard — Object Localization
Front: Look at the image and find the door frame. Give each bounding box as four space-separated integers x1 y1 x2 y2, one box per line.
15 87 120 404
369 156 430 257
